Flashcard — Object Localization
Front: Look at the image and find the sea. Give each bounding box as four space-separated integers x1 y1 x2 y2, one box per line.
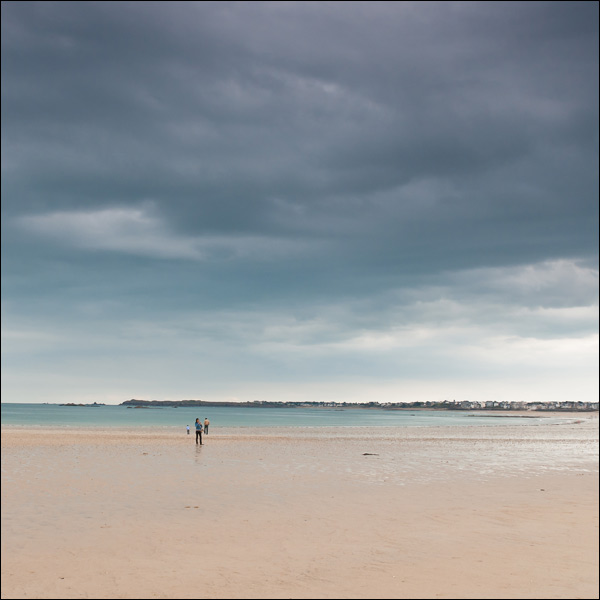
0 402 573 429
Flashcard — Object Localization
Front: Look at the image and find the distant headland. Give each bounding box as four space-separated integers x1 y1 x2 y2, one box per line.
120 399 599 412
59 402 106 407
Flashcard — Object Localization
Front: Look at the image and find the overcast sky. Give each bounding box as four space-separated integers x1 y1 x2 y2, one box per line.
2 1 598 405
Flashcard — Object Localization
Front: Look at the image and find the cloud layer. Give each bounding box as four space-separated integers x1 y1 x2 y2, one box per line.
1 1 598 404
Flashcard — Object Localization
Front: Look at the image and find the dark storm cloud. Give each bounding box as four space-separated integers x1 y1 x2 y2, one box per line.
1 1 598 320
2 2 597 261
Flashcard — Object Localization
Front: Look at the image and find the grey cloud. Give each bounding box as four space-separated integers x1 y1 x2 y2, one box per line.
1 2 598 404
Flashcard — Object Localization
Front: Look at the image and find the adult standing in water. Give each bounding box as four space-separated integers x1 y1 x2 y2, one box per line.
204 417 210 435
195 418 203 445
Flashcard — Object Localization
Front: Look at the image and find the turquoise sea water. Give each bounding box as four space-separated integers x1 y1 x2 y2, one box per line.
0 402 567 428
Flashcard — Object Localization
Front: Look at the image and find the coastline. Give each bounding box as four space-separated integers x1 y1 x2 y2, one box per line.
118 399 600 413
2 419 598 599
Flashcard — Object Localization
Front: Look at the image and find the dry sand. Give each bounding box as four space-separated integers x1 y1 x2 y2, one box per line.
1 416 598 599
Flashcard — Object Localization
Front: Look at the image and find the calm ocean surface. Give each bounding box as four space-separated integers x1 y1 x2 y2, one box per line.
0 402 569 428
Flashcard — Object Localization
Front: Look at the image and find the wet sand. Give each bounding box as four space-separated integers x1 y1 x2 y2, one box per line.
1 416 598 599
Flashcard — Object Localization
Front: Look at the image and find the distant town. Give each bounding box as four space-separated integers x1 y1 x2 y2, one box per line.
117 399 599 412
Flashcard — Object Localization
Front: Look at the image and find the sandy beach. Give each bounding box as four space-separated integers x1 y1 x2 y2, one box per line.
1 416 598 599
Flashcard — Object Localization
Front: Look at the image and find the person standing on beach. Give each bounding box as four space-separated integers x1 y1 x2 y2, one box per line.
204 417 210 434
186 424 190 435
195 418 203 445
